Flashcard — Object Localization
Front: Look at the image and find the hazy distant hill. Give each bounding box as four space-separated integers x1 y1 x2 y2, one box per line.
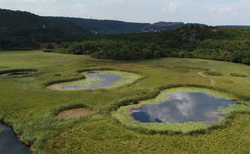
0 9 89 38
0 8 205 38
218 25 250 28
57 17 150 34
59 17 204 34
1 8 249 50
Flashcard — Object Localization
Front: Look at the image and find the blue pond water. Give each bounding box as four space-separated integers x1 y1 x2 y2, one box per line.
61 73 122 89
130 92 239 125
0 123 32 154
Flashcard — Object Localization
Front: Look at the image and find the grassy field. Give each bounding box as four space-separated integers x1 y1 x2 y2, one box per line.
0 50 249 153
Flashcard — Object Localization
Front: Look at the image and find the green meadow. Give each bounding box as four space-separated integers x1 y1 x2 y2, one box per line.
0 50 249 153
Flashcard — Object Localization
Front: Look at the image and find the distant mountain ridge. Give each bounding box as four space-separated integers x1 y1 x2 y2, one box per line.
58 17 205 34
1 8 250 50
54 17 149 34
1 8 249 37
218 25 250 28
0 9 89 38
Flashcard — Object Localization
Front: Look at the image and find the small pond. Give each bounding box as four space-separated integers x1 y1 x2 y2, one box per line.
0 123 32 154
61 73 122 89
49 71 141 90
129 92 237 125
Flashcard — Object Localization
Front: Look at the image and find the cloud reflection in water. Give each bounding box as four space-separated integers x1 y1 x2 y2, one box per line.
61 73 122 89
131 92 237 125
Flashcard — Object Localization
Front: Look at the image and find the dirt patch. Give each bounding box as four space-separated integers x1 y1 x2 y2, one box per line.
57 108 92 119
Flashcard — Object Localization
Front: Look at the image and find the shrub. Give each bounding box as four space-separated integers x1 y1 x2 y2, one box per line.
42 49 53 52
205 71 223 76
46 43 55 49
230 73 247 77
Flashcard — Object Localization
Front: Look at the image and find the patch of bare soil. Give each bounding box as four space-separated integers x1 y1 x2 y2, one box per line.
57 108 92 119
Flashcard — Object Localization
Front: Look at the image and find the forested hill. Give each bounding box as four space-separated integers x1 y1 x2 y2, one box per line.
54 26 250 65
0 8 202 49
57 17 150 34
58 17 204 34
0 9 90 49
1 8 250 65
219 25 250 28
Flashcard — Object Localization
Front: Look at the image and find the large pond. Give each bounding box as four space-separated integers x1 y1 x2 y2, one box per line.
130 92 237 125
0 123 32 154
113 88 249 132
49 71 141 90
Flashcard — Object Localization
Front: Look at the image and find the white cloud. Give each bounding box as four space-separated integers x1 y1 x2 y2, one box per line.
96 0 123 6
203 4 233 14
0 0 56 3
161 8 167 12
211 6 232 13
168 1 178 12
74 4 86 8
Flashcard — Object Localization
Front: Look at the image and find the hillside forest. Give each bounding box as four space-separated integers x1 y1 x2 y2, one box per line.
54 26 250 65
0 9 250 65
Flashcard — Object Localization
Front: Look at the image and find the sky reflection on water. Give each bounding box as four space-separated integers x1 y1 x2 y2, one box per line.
61 73 122 89
131 92 237 125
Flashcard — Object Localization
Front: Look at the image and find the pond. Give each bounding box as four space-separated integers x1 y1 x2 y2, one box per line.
129 92 237 125
113 88 249 132
60 73 122 89
49 71 141 90
0 123 32 154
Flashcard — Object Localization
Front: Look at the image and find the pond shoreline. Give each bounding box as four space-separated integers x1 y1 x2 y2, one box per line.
112 87 250 133
0 122 33 153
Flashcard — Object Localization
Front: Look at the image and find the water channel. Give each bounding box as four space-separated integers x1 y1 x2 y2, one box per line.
0 123 32 154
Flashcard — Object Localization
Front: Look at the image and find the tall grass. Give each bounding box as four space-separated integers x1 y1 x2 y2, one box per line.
0 51 249 153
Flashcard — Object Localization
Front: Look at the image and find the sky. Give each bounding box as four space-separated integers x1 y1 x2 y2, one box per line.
0 0 250 26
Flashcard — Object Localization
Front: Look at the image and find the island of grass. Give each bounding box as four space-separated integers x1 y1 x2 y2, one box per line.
112 87 250 133
0 69 38 77
48 70 142 90
230 73 248 77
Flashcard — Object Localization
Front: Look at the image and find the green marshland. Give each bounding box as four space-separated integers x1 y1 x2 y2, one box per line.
0 50 249 153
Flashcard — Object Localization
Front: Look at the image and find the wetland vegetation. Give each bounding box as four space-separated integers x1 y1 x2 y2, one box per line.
113 87 249 133
48 70 141 90
0 50 249 153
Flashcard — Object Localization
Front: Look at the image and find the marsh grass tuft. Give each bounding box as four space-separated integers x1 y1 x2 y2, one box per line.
205 71 223 76
0 69 38 78
230 73 248 77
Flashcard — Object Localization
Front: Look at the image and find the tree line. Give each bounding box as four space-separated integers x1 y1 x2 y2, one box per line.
53 26 250 65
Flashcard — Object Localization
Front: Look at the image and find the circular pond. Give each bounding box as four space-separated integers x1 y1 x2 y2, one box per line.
0 123 32 154
113 88 249 132
49 71 141 90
